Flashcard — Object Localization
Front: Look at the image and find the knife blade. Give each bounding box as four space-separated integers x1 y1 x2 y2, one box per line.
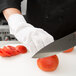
32 31 76 58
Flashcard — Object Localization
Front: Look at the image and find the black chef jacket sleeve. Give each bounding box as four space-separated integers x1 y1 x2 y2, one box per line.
0 0 23 19
0 0 23 13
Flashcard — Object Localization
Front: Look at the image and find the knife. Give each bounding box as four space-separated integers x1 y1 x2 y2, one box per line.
32 31 76 58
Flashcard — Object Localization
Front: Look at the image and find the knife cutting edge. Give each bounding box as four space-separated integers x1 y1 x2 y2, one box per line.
32 31 76 58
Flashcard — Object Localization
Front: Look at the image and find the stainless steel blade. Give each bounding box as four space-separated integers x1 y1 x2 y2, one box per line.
32 32 76 58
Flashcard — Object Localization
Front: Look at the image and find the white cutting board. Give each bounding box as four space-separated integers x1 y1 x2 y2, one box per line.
0 42 76 76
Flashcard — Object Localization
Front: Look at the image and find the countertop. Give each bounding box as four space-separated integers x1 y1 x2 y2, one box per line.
0 41 76 76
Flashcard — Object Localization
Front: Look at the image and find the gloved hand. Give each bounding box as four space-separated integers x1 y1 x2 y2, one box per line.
7 14 54 56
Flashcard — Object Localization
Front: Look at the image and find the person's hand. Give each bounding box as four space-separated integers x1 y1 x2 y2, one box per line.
7 14 54 56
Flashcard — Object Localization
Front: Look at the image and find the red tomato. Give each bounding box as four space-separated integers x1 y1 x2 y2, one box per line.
37 55 59 72
7 46 20 55
2 47 11 57
0 45 27 57
63 47 74 53
16 45 27 53
0 48 6 57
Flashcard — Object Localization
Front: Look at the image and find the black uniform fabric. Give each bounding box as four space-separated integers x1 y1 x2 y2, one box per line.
0 0 22 13
26 0 76 40
0 0 76 40
0 0 22 20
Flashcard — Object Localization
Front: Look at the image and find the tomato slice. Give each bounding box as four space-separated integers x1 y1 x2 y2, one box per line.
0 48 7 57
3 46 12 57
16 45 27 53
7 46 20 55
63 47 74 53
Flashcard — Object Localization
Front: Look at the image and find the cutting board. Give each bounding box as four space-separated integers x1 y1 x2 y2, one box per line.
0 42 76 76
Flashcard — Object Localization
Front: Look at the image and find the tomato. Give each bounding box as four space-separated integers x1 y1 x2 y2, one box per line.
0 45 27 57
7 46 20 55
37 55 59 72
16 45 27 53
0 48 6 57
3 46 12 57
63 47 74 53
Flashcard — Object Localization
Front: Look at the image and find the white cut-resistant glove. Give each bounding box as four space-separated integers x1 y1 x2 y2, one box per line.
7 14 54 56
